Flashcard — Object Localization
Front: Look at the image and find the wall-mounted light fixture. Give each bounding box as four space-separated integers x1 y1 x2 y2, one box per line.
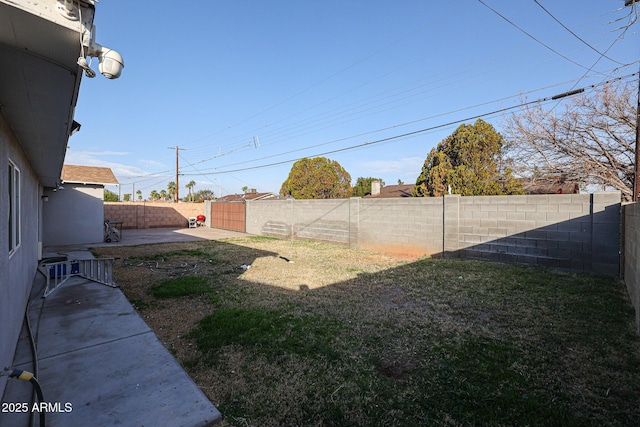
70 120 81 136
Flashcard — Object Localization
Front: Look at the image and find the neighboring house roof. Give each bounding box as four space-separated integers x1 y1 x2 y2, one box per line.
364 184 415 198
61 165 119 185
216 192 279 202
519 178 579 195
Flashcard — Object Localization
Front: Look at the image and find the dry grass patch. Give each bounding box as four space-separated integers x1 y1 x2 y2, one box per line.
92 236 640 426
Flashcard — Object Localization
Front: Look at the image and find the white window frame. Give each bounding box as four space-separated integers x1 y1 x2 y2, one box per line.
8 160 21 255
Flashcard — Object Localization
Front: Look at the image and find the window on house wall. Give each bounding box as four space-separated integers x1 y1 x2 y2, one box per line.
8 160 20 254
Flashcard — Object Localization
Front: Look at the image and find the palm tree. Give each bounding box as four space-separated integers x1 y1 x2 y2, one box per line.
136 189 142 201
167 181 176 202
159 189 168 201
149 190 159 201
186 180 196 202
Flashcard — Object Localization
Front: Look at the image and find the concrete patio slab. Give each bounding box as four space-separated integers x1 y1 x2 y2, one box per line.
2 274 221 427
44 226 251 255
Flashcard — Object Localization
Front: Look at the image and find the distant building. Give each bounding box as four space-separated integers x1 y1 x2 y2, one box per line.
43 165 119 246
216 190 280 202
519 177 580 195
363 180 415 198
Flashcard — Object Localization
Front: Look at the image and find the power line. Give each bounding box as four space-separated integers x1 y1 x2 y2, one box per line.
178 152 254 197
180 3 581 158
182 76 636 177
547 16 636 112
120 68 638 186
533 0 626 66
180 72 637 174
477 0 604 73
144 4 629 165
183 56 633 164
177 3 467 151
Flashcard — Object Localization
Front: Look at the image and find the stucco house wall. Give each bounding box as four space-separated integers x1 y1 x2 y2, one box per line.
0 114 41 394
43 184 105 245
0 0 115 402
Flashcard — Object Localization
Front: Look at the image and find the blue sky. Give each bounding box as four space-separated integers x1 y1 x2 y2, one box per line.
66 0 640 199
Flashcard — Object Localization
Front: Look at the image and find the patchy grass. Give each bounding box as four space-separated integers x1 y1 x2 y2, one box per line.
93 238 640 427
151 275 212 298
190 307 342 363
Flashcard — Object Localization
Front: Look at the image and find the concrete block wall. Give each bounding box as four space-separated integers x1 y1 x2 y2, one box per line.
591 192 624 275
449 192 620 276
244 192 621 275
104 202 205 229
358 198 444 257
623 202 640 334
291 199 350 244
246 199 351 244
246 199 293 238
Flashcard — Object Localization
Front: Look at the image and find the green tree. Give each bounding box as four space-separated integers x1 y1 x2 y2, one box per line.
149 190 159 201
104 189 119 202
280 157 352 199
352 177 384 197
413 119 522 197
194 189 215 202
159 189 168 201
123 193 131 202
136 189 142 201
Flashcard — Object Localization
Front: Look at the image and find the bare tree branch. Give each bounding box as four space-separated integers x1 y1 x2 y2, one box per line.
503 81 637 200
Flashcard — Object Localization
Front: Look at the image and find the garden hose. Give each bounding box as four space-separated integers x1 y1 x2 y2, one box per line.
7 369 45 426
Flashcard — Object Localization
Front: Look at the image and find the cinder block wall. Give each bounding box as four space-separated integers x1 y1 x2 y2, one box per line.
623 202 640 334
104 202 205 229
357 198 444 257
246 199 351 243
244 192 621 275
449 192 620 276
246 199 293 237
293 200 350 244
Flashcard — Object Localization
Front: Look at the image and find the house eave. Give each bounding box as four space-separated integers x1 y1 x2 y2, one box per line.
0 0 95 187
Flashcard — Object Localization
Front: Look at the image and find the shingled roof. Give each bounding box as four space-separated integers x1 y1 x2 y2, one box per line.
519 177 579 195
215 192 279 202
363 184 415 198
61 165 119 185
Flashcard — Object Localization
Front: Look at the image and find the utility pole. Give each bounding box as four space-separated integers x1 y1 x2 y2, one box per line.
634 68 640 201
626 0 640 200
167 146 186 203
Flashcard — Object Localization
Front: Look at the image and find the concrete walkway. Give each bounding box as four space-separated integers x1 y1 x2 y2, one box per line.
1 227 248 426
45 226 251 253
